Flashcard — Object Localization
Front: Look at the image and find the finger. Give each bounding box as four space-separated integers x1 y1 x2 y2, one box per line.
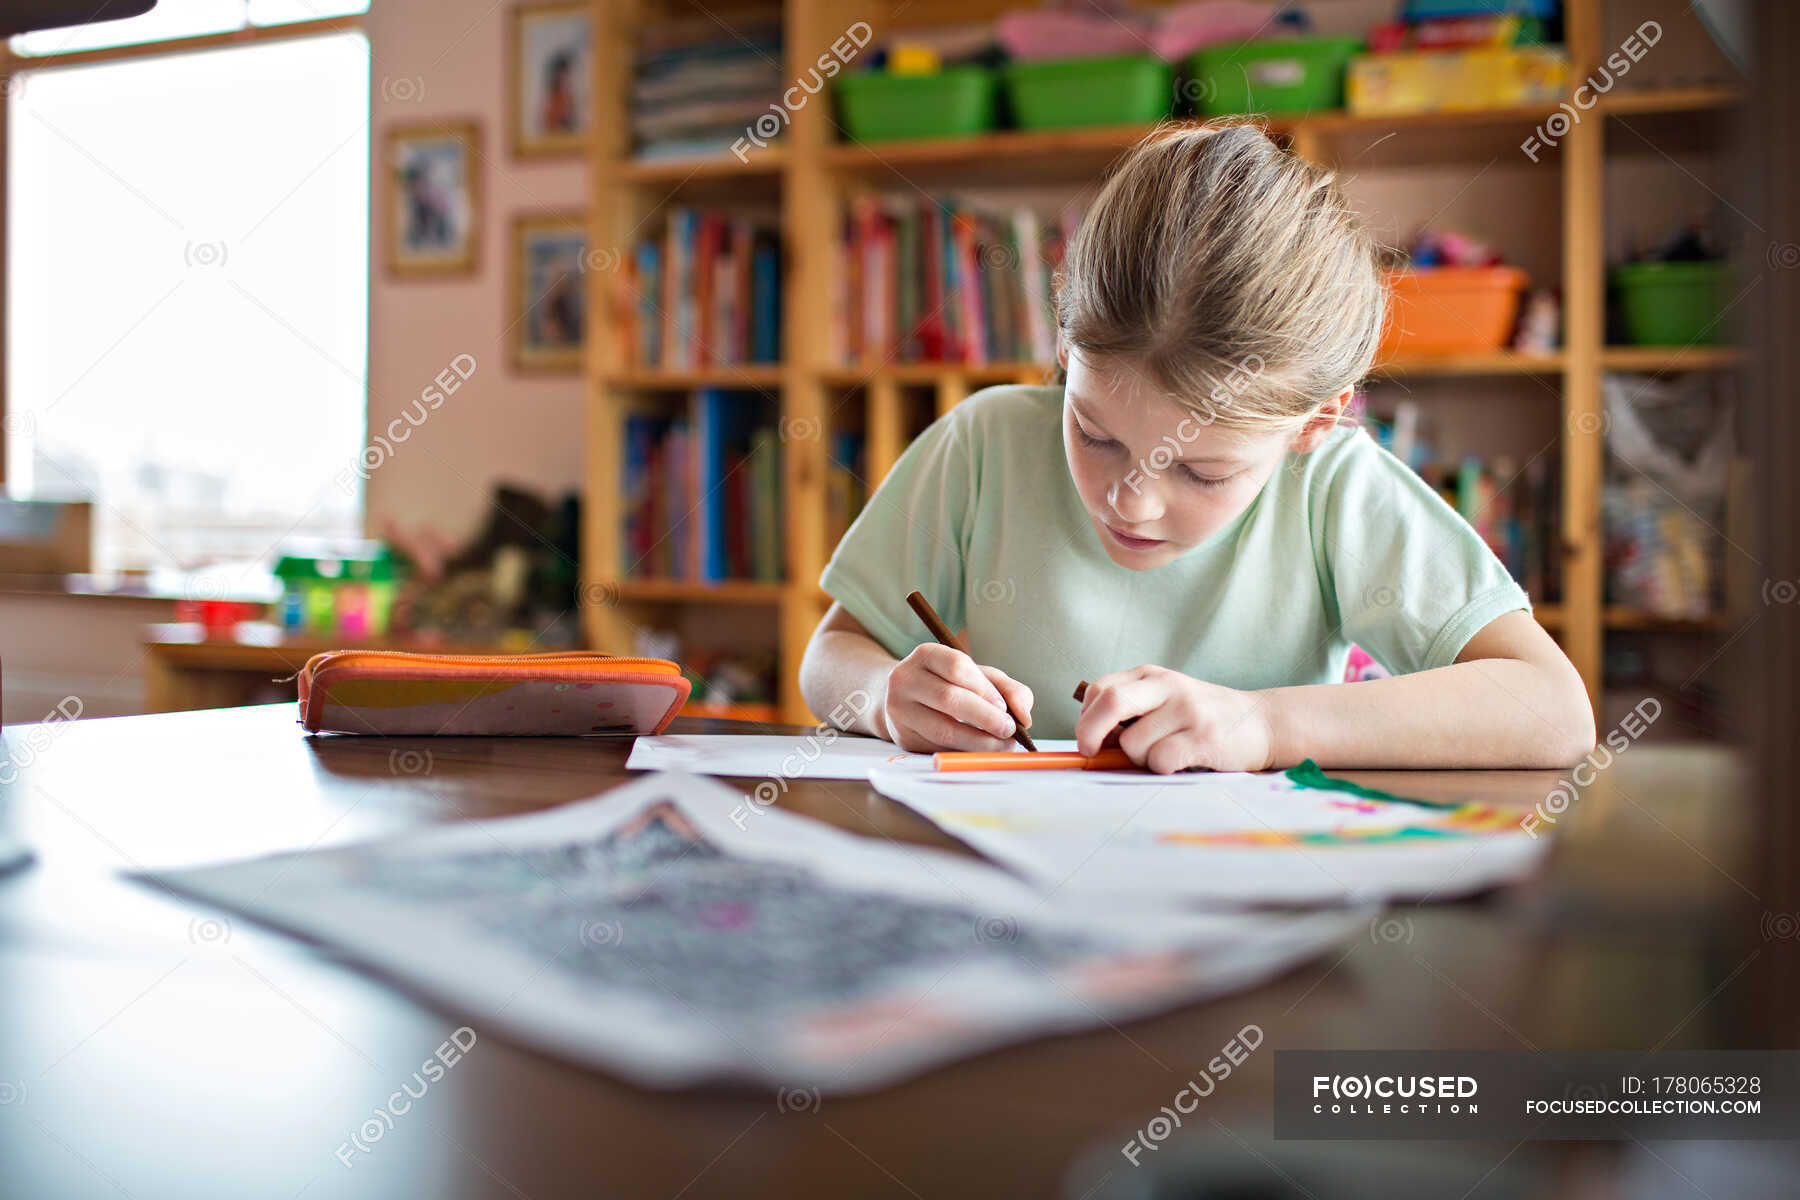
1142 732 1199 775
896 702 1014 752
917 644 1008 713
1075 673 1169 755
936 680 1022 737
1075 666 1154 717
1118 702 1191 765
917 676 1017 740
980 667 1034 727
893 651 1015 739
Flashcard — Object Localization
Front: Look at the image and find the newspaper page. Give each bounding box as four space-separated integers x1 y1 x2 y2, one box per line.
137 772 1364 1093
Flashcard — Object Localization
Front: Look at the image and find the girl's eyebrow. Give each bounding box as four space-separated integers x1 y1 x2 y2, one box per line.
1067 396 1113 438
1069 395 1245 468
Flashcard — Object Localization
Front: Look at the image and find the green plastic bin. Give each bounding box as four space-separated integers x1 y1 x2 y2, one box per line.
835 66 998 142
1612 261 1730 345
1188 35 1363 116
1001 55 1174 130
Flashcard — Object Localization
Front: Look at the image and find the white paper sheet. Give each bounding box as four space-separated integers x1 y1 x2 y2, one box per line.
135 772 1365 1093
868 768 1550 907
625 730 1089 780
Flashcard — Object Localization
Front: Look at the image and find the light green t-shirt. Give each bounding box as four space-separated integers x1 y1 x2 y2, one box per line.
819 384 1531 738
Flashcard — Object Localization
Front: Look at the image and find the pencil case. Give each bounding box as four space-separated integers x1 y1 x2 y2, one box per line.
296 650 690 736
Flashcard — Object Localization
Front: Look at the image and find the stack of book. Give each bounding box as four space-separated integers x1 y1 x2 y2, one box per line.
618 210 782 369
834 196 1081 367
1362 398 1559 600
1442 454 1557 601
621 390 782 582
631 13 784 160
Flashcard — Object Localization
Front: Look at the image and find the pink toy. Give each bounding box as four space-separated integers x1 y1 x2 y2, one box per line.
1149 2 1279 63
996 2 1277 64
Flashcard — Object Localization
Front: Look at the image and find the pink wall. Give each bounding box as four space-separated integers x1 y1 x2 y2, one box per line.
363 0 587 550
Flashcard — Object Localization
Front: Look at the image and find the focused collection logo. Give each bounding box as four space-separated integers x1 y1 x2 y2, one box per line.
1311 1074 1480 1115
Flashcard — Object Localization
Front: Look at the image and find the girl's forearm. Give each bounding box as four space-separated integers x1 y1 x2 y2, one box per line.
797 628 896 738
1261 658 1596 770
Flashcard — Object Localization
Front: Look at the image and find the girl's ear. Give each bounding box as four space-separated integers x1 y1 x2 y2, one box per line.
1291 388 1354 454
1055 333 1069 370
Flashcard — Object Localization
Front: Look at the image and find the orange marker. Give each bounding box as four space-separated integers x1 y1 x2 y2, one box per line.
932 748 1137 772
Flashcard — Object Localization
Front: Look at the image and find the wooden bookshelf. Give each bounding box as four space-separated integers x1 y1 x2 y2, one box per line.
818 361 1056 386
609 578 787 604
1599 345 1741 372
601 365 785 388
817 102 1578 173
1371 351 1565 377
615 148 788 182
1596 84 1743 116
584 0 1746 722
1602 607 1733 633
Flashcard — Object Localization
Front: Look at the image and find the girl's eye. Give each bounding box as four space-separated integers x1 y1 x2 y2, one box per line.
1180 466 1235 488
1076 425 1120 451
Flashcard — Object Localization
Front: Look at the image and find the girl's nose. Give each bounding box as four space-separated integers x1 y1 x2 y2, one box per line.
1107 473 1165 524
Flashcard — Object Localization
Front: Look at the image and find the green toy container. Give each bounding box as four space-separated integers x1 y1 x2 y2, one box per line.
835 66 998 142
1001 55 1174 130
302 561 340 634
1611 261 1730 345
272 555 316 632
1188 35 1363 116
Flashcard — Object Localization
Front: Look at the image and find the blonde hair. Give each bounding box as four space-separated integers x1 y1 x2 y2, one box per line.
1055 121 1385 435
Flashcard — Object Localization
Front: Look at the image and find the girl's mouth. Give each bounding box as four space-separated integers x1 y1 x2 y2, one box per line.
1104 522 1166 551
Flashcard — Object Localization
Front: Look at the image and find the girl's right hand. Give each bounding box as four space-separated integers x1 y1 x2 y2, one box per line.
879 643 1034 752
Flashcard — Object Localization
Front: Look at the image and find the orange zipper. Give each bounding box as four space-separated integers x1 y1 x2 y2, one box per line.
306 650 682 674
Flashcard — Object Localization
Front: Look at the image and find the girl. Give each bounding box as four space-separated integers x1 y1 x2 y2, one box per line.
800 122 1595 773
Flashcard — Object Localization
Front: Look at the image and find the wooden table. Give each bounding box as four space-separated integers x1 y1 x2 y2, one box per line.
0 706 1767 1198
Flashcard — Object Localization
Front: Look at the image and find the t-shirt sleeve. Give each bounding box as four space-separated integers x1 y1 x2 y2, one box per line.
1312 430 1531 674
819 410 976 658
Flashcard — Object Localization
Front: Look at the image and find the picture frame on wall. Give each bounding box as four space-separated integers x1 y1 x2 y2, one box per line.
512 212 588 371
509 2 592 157
386 120 481 277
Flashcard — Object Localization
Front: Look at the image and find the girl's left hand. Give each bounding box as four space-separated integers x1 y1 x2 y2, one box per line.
1075 665 1277 774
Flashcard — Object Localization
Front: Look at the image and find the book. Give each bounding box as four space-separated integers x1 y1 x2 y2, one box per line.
748 428 781 582
623 211 780 369
826 430 866 549
750 233 781 365
621 392 783 583
832 196 1081 368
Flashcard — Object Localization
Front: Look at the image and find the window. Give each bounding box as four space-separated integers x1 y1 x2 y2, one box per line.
6 28 370 570
9 0 369 57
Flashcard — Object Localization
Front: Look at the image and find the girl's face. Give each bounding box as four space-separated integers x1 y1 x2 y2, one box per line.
1060 347 1333 571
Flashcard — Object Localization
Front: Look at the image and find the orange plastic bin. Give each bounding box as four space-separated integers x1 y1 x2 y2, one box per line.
1379 266 1527 358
